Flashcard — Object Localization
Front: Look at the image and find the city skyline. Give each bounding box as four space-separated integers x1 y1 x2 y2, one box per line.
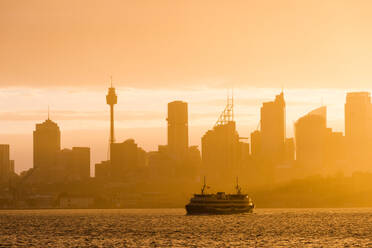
4 1 372 246
2 86 372 173
3 0 372 175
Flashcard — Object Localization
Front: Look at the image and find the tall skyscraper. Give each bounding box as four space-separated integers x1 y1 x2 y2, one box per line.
295 106 327 173
260 92 286 165
33 118 61 169
345 92 372 171
167 101 189 160
202 121 241 183
345 92 371 140
201 96 244 184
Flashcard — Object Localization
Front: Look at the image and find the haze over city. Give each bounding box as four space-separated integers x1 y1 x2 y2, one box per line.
5 1 372 247
3 0 372 173
0 87 353 173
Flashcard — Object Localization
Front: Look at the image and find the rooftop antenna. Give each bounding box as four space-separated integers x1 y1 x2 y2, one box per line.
232 87 234 121
47 105 50 120
201 176 209 195
235 177 242 194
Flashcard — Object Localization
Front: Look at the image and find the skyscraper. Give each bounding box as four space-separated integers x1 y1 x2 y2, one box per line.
167 101 189 160
260 92 286 165
33 118 61 169
201 96 244 184
202 121 241 183
345 92 372 171
295 106 327 173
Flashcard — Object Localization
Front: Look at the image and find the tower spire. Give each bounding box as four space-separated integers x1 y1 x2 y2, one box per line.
231 87 234 121
47 105 50 120
106 77 118 154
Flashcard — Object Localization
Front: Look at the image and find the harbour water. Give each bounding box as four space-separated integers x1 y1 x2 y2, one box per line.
1 208 372 247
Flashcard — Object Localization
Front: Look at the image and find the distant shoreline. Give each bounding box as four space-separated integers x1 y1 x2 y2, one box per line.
1 206 372 210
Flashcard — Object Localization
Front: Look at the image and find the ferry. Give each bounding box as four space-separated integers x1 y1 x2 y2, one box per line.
185 177 254 215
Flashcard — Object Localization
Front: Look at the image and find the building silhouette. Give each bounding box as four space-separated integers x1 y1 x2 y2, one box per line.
202 122 241 180
345 92 372 172
32 116 91 183
33 118 61 169
167 101 189 160
55 147 91 181
72 147 91 180
295 106 327 174
110 139 146 179
147 101 200 184
324 129 346 174
147 145 174 181
295 106 347 175
250 130 261 160
54 147 90 182
95 160 110 180
201 95 247 184
259 92 286 166
0 144 14 182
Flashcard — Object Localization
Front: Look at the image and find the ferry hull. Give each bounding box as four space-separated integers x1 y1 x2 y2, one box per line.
185 204 254 215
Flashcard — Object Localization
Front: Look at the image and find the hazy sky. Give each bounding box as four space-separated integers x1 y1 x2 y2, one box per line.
1 0 372 173
2 0 372 88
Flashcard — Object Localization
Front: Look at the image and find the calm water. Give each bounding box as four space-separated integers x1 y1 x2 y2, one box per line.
1 208 372 247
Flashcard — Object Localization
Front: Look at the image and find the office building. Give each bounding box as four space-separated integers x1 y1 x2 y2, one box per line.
345 92 372 171
110 139 146 179
202 121 241 182
295 106 327 173
55 147 90 182
167 101 189 160
250 130 261 159
33 118 61 169
260 92 286 165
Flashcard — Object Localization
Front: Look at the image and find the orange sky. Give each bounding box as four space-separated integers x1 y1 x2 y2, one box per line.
2 0 372 173
1 0 372 89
